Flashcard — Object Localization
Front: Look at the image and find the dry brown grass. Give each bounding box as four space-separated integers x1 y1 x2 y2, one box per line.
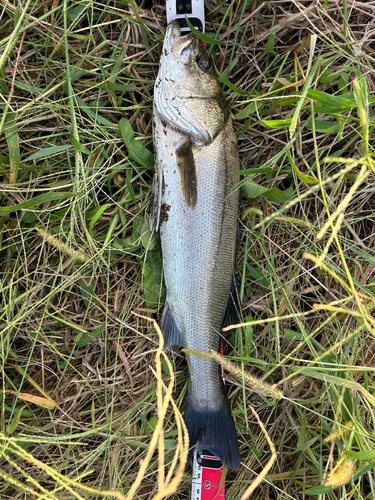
1 0 375 498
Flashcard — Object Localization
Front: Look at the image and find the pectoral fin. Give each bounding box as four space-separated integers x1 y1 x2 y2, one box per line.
176 140 197 209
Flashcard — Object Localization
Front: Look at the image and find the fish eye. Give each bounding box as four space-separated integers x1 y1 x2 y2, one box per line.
196 54 211 72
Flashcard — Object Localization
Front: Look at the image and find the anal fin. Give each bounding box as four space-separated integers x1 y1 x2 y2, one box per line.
161 302 184 351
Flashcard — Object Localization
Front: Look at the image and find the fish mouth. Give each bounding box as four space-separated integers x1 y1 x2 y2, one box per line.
165 21 196 58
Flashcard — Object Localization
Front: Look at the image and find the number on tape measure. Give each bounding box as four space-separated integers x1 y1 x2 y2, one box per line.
192 449 225 500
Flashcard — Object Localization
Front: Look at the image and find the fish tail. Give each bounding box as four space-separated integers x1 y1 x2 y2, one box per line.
184 388 240 471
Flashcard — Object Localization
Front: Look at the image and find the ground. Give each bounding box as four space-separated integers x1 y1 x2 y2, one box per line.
1 0 375 499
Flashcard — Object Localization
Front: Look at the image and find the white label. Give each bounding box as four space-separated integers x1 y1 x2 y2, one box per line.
166 0 205 32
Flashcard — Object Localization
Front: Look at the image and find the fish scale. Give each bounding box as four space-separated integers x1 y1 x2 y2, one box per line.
152 21 241 470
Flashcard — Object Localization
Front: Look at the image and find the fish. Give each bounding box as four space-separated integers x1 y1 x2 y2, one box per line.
151 21 241 471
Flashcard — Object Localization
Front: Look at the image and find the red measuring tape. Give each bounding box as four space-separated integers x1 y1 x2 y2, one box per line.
192 449 225 500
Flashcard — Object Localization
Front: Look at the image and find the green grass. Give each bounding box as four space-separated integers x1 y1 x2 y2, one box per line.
1 0 375 498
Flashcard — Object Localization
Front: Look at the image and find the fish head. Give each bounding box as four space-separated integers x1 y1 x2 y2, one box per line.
154 21 229 144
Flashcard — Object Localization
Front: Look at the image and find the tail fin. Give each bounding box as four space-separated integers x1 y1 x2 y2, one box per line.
184 391 240 471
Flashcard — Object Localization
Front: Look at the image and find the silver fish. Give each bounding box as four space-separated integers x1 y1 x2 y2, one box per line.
151 21 240 470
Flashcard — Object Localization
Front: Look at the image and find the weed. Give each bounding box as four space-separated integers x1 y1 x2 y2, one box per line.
1 1 375 498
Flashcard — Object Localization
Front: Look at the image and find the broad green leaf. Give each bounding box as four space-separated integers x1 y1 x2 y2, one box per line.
215 67 247 96
289 58 322 137
4 118 20 184
234 166 273 175
346 450 375 460
22 212 38 223
70 69 85 83
247 264 270 287
264 186 293 203
294 367 375 410
289 160 318 185
266 33 276 54
236 101 259 120
49 313 91 334
0 155 9 165
78 277 100 308
286 149 318 185
319 68 336 85
69 134 91 155
295 368 354 387
92 82 137 92
88 204 111 235
162 358 170 376
14 7 21 27
109 44 129 86
350 246 375 267
262 119 292 128
13 80 44 92
118 118 153 167
25 145 73 162
291 163 318 184
304 484 338 495
0 69 21 183
74 323 105 347
357 76 370 106
141 219 157 251
185 17 225 45
242 181 269 199
284 329 303 341
353 77 369 152
120 217 143 248
242 181 293 203
9 438 30 452
68 1 89 21
142 242 165 308
231 356 268 366
7 406 25 433
140 23 155 61
149 416 158 430
259 101 276 114
338 71 349 91
305 120 339 133
66 34 87 40
275 96 299 107
314 106 348 115
76 95 116 128
256 12 272 23
307 89 356 111
0 191 78 215
352 462 375 479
